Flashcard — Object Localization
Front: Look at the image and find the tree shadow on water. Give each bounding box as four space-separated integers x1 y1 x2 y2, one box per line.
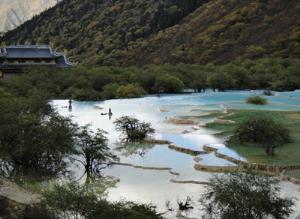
115 142 155 158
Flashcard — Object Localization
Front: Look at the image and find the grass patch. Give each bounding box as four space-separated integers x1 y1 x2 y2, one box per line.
206 110 300 165
206 122 235 133
198 111 225 119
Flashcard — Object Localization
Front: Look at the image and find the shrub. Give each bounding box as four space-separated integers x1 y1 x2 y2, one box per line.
114 116 155 142
245 46 266 59
231 117 291 155
20 204 57 219
201 172 295 219
41 182 162 219
74 125 118 176
246 96 267 105
0 93 76 176
116 84 147 98
154 74 184 93
101 83 120 99
62 87 100 101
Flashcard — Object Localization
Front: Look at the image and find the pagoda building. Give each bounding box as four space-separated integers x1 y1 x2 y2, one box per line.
0 45 73 79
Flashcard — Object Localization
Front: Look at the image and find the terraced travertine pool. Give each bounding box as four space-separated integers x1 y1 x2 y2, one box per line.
53 90 300 218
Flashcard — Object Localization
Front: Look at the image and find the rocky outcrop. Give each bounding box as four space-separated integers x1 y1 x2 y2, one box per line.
213 119 236 125
0 0 60 32
170 179 209 185
168 144 207 156
280 175 300 185
143 139 172 145
199 145 300 185
166 118 198 125
0 178 41 205
194 164 239 173
110 162 180 176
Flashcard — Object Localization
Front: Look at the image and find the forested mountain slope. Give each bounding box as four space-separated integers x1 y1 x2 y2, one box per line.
2 0 300 65
2 0 207 65
124 0 300 65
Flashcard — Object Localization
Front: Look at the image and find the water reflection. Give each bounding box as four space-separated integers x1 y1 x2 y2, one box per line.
52 90 300 218
116 143 156 157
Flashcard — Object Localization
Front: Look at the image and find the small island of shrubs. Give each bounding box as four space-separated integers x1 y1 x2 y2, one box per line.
246 96 268 105
230 116 291 156
114 116 155 142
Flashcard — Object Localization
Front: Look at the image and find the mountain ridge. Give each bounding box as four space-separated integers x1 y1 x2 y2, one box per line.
2 0 300 65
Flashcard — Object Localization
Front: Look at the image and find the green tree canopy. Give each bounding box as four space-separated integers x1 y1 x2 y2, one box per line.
74 125 118 177
116 84 147 98
201 172 294 219
40 182 162 219
154 74 184 93
114 116 155 142
230 116 291 156
0 92 75 177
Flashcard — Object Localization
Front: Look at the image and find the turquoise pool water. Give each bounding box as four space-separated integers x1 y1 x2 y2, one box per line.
52 90 300 218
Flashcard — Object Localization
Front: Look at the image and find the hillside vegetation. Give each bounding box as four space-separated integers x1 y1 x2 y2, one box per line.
125 0 300 65
2 0 300 65
2 58 300 101
2 0 207 65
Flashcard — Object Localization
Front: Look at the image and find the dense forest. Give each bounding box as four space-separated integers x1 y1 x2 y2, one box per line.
2 0 300 65
1 58 299 101
2 0 208 65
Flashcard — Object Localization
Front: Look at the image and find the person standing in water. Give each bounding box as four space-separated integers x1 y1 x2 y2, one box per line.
108 108 113 120
68 99 73 112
